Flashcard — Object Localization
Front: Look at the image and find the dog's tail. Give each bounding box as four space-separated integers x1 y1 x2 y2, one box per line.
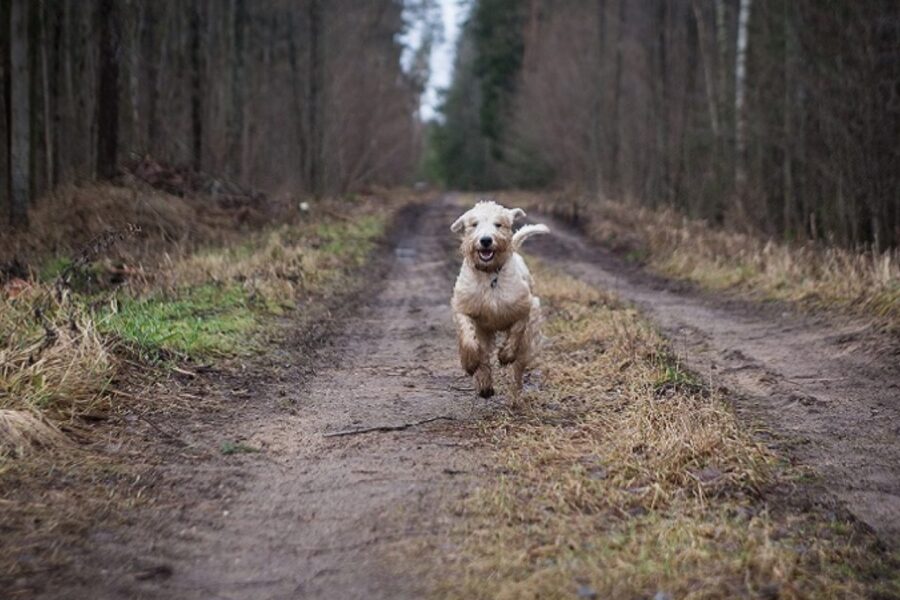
512 224 550 249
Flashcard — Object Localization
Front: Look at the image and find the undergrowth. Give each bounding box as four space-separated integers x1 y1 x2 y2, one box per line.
437 264 899 599
0 213 386 456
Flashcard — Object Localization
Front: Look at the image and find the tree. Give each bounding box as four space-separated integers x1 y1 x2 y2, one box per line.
227 0 246 180
8 0 29 227
430 0 898 248
733 0 752 209
189 1 204 171
95 0 120 180
0 0 426 206
305 0 322 197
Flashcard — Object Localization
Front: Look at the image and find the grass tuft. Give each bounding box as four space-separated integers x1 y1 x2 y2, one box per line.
0 289 114 419
220 441 260 455
1 209 388 443
0 409 70 458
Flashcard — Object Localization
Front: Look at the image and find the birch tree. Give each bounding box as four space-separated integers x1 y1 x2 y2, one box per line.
733 0 753 205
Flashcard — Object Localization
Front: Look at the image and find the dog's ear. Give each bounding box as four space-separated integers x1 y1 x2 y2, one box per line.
450 214 467 234
509 208 527 221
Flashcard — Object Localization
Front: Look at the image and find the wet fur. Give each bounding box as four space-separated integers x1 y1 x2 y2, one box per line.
450 201 549 398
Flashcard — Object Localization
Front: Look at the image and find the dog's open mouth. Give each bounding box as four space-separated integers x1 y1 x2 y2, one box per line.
477 249 495 263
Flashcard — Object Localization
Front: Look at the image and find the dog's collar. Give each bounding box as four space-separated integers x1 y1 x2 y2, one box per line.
490 265 502 288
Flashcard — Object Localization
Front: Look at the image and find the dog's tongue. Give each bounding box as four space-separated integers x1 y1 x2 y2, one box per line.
478 249 494 262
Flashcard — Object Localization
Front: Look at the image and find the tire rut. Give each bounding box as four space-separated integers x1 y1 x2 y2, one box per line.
51 200 486 600
528 213 900 548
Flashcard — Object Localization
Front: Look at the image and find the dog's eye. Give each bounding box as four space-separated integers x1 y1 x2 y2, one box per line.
470 222 478 228
495 222 503 228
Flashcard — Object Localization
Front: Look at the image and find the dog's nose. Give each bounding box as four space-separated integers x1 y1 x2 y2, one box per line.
479 236 493 248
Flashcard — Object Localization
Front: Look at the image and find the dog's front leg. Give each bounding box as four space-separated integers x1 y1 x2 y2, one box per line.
456 313 496 398
473 326 495 398
498 317 528 366
454 311 482 375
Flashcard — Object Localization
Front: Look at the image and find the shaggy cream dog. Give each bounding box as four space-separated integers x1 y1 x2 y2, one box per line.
450 201 549 398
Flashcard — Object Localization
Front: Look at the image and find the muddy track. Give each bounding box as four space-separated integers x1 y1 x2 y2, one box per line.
36 200 487 600
25 196 900 599
528 213 900 548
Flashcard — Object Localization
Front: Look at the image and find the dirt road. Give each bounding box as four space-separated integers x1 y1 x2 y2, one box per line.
31 196 900 599
153 203 482 599
529 212 900 548
39 201 484 599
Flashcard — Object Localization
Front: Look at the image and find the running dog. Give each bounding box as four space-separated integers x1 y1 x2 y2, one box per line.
450 201 549 398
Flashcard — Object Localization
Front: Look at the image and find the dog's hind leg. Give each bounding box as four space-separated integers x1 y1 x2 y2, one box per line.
512 359 526 396
510 298 542 397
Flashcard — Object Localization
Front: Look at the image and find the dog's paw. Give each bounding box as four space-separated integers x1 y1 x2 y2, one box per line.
461 347 481 375
478 386 495 399
498 346 516 365
462 357 479 376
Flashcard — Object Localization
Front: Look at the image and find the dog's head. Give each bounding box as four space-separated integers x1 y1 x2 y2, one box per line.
450 201 526 272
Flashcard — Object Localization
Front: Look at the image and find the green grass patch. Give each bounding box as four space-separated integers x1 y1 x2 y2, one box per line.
220 440 259 455
38 257 73 281
98 216 387 361
101 284 258 360
315 216 383 267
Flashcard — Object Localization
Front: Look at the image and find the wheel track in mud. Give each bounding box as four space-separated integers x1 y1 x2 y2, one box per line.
528 212 900 548
39 199 488 600
30 195 900 599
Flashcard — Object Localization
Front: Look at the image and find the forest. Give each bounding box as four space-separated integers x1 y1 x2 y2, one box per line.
1 0 428 226
1 2 899 599
429 0 899 248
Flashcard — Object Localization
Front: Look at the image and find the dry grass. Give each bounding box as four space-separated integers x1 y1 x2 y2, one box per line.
1 185 400 457
151 216 385 312
0 183 232 264
501 191 900 332
0 410 71 457
0 187 412 590
0 287 115 422
436 263 898 599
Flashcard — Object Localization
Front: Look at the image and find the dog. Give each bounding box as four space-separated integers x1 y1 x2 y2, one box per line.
450 201 549 398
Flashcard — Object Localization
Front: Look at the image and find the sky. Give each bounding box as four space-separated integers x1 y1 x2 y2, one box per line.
420 0 467 122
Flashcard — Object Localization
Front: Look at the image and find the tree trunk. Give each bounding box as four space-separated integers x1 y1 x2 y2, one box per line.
28 0 42 201
189 0 203 171
714 0 728 129
56 0 73 182
306 0 322 197
589 0 605 196
9 0 30 228
96 0 120 180
609 0 625 197
691 0 720 138
733 0 752 209
38 0 52 193
781 0 795 239
227 0 246 180
143 1 160 154
1 0 9 224
287 10 307 190
125 0 141 153
654 0 669 203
